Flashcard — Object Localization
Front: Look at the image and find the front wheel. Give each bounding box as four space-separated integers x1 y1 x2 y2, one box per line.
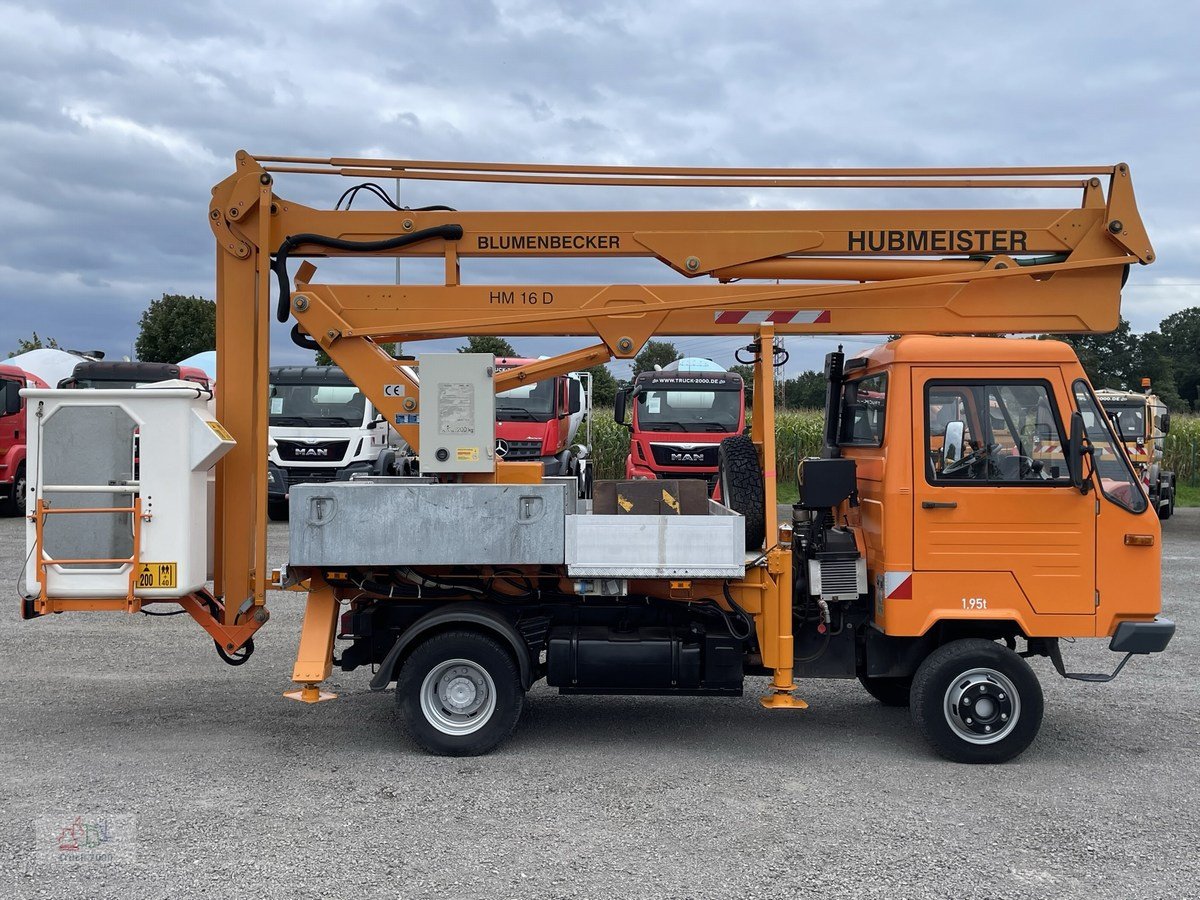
911 639 1043 763
397 631 525 756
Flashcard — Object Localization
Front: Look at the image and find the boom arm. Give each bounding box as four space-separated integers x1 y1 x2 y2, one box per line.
210 152 1152 619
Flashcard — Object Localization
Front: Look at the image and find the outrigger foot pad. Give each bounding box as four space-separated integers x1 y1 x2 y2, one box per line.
760 693 809 710
284 684 338 703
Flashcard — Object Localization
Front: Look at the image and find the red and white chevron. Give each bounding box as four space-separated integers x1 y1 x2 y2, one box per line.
713 309 831 325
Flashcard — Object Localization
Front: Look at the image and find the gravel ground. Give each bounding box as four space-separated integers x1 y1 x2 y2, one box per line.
0 512 1195 899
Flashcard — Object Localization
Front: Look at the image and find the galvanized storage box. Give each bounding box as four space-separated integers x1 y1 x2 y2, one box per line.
289 481 569 566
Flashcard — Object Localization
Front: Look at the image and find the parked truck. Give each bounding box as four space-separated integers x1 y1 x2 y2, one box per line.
494 358 591 497
0 364 46 516
266 365 402 520
57 359 211 390
1097 381 1174 519
616 358 744 494
19 155 1172 764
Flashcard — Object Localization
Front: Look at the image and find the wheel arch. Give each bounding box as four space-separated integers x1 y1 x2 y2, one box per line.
369 602 533 691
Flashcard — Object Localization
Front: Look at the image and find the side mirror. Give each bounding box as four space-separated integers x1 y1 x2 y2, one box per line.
1160 411 1171 435
1067 411 1092 493
367 414 385 430
2 382 20 416
614 388 630 428
568 379 583 415
942 420 965 468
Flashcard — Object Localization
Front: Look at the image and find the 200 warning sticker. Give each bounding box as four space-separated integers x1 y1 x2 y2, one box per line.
456 448 480 462
136 562 177 589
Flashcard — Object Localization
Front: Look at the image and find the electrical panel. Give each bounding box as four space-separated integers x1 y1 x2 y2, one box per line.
417 353 496 473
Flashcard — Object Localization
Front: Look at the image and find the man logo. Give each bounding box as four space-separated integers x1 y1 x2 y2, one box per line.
496 439 510 458
670 451 704 463
295 447 329 458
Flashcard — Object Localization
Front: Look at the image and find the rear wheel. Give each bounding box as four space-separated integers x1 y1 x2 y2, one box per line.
267 499 289 522
718 435 766 550
911 639 1043 763
397 631 524 756
858 674 912 707
1158 482 1174 520
1 463 25 516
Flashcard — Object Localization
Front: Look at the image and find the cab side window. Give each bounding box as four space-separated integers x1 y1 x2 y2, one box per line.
926 381 1070 485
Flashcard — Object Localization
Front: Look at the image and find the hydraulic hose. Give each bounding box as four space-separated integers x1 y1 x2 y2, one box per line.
273 225 464 323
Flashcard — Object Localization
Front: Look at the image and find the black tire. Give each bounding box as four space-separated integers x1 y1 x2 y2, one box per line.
396 630 524 756
1158 483 1173 520
1 463 25 517
911 638 1043 764
718 435 766 550
858 674 912 707
267 499 289 522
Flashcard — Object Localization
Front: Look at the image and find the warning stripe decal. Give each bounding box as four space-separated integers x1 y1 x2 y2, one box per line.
713 310 831 325
883 571 913 600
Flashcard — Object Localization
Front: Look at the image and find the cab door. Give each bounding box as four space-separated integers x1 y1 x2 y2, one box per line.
912 370 1096 616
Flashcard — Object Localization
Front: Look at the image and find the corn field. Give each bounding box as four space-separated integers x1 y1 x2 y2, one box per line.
588 409 1200 486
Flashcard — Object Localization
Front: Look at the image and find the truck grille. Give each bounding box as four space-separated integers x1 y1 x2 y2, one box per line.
284 467 340 486
500 440 543 460
649 443 719 468
276 439 350 463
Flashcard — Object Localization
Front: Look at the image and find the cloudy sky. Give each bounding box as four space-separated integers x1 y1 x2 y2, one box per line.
2 0 1197 377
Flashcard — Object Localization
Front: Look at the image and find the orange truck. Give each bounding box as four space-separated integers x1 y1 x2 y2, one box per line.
19 156 1173 763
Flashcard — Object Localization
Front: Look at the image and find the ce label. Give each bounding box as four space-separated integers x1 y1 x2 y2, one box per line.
383 384 406 397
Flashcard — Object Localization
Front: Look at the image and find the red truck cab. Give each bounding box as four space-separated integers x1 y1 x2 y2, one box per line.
616 364 745 493
493 357 586 478
0 364 47 516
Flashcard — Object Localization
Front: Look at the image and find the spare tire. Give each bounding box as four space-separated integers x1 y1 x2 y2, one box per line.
718 435 766 550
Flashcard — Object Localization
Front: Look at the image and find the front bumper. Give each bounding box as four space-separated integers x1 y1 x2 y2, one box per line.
1110 616 1175 654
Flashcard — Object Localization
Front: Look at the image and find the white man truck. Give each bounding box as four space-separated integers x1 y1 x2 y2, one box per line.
266 365 402 520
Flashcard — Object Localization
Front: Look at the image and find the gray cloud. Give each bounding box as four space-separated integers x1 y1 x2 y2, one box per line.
1 0 1196 375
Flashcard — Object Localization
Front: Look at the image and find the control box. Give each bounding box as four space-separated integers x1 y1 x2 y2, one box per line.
418 353 496 473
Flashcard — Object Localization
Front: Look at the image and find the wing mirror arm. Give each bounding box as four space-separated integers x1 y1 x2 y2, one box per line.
1067 411 1093 494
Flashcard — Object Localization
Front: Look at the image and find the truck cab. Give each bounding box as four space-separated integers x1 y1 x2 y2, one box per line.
493 357 589 490
833 336 1160 644
0 364 47 516
617 359 744 493
267 365 398 519
1096 385 1174 519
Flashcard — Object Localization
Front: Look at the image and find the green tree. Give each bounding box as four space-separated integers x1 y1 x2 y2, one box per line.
631 340 679 377
583 363 618 406
135 294 215 363
315 341 399 366
459 336 517 357
1157 307 1200 410
7 332 60 358
1055 318 1138 391
783 370 827 409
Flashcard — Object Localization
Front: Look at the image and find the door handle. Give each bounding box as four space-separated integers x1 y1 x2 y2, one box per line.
922 501 957 509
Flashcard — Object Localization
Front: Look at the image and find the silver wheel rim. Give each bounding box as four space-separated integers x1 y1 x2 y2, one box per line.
943 666 1020 745
419 658 497 736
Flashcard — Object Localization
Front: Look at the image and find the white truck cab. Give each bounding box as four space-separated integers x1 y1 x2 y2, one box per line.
266 366 402 520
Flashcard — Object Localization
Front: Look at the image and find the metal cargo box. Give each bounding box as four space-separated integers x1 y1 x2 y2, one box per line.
289 481 568 567
565 500 745 579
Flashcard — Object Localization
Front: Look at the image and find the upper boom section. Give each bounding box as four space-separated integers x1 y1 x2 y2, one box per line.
212 152 1153 347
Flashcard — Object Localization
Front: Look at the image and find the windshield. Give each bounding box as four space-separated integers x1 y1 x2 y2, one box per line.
496 378 555 422
269 382 367 428
1101 402 1146 439
635 387 740 433
1075 382 1147 514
